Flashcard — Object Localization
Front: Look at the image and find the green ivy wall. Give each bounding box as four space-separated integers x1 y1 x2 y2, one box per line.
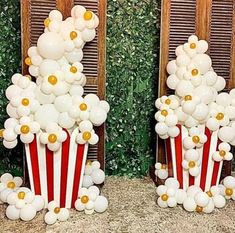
0 0 160 177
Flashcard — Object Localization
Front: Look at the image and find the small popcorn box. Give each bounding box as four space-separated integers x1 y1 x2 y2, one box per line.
165 125 222 191
25 128 88 208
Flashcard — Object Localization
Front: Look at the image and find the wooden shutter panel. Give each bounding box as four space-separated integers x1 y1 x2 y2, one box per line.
157 0 235 181
21 0 107 169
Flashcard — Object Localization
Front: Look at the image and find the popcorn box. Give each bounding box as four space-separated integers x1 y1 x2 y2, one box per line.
165 125 222 191
25 128 88 208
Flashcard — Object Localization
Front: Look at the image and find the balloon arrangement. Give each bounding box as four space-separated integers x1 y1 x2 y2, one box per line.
155 35 235 213
0 5 109 224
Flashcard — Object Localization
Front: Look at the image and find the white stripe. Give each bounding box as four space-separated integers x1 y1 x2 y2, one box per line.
205 130 219 191
216 161 223 186
25 144 35 193
182 126 189 190
170 137 177 180
65 129 79 208
194 125 205 187
36 133 48 206
53 146 62 206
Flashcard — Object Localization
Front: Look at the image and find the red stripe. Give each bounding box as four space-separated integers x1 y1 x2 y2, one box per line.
28 136 41 194
165 138 173 177
200 127 212 191
46 146 54 202
71 144 85 208
175 125 183 189
189 175 194 186
211 139 221 186
60 130 70 207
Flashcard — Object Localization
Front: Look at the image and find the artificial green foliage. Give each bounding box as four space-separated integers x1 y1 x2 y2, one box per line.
105 0 161 177
0 1 23 176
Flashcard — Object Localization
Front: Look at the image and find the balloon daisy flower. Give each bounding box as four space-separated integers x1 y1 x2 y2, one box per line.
155 162 168 180
219 176 235 200
44 200 70 225
155 95 179 110
206 186 226 208
64 30 84 52
183 64 202 87
0 173 23 203
44 10 63 33
82 161 105 188
181 94 201 115
183 126 207 149
76 120 99 145
40 122 67 151
15 116 40 144
25 46 43 77
11 73 32 90
212 142 233 162
182 149 201 176
61 62 85 84
41 70 69 96
183 35 208 57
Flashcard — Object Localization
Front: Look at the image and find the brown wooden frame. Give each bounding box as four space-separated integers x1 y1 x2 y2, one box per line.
155 0 235 184
20 0 107 170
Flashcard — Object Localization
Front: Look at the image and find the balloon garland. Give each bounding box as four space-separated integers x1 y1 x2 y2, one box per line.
155 35 235 213
0 5 109 224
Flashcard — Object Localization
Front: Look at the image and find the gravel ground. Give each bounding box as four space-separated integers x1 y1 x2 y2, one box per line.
0 176 235 233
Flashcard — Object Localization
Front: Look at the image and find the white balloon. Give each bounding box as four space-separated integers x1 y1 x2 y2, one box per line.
49 10 63 21
31 195 45 211
82 175 93 188
166 74 179 90
44 212 57 225
175 189 187 204
214 76 226 91
69 85 84 96
84 94 100 107
58 112 75 129
57 208 69 221
99 100 110 113
92 161 101 170
183 197 196 212
176 80 194 97
39 59 60 77
204 71 217 86
35 87 55 104
54 95 72 112
194 192 209 207
3 139 18 149
20 204 37 221
94 196 108 213
4 118 18 129
37 32 65 60
193 85 215 104
165 177 179 189
218 127 235 143
65 48 83 63
166 60 177 74
192 103 209 121
216 93 231 107
6 85 22 100
89 107 107 126
3 128 17 141
155 123 168 135
213 195 226 208
168 126 180 138
223 176 235 188
6 205 20 220
91 169 105 184
34 104 59 129
81 28 96 42
192 54 212 74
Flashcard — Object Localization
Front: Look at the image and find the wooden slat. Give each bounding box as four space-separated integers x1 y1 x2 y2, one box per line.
20 0 106 170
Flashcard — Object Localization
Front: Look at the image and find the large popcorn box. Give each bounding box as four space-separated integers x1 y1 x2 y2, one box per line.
165 125 222 191
24 129 88 208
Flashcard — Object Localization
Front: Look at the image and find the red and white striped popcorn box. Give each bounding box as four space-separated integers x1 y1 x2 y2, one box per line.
25 128 88 208
165 124 223 191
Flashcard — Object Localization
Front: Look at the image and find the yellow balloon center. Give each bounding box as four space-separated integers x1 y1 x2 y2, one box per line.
44 18 51 27
184 95 192 101
70 66 77 73
7 181 16 189
188 161 196 168
79 103 88 111
225 188 233 196
54 207 60 214
86 160 92 165
161 194 168 201
206 191 213 197
83 11 93 20
18 191 26 199
82 132 91 141
219 150 226 157
196 205 203 213
191 69 199 76
20 125 30 134
70 31 78 40
192 135 200 144
190 43 196 49
81 195 89 204
48 134 57 143
216 112 224 120
165 99 171 105
161 110 168 117
48 75 58 85
25 75 32 80
21 98 30 106
0 129 5 138
25 57 32 66
161 164 167 169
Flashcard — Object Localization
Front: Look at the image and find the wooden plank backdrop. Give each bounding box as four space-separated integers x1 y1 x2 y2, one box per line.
156 0 235 183
20 0 107 170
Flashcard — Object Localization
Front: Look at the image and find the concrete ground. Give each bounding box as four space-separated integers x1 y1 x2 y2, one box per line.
0 176 235 233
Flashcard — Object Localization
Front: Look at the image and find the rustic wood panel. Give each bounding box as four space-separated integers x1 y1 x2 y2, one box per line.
156 0 235 182
20 0 107 170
